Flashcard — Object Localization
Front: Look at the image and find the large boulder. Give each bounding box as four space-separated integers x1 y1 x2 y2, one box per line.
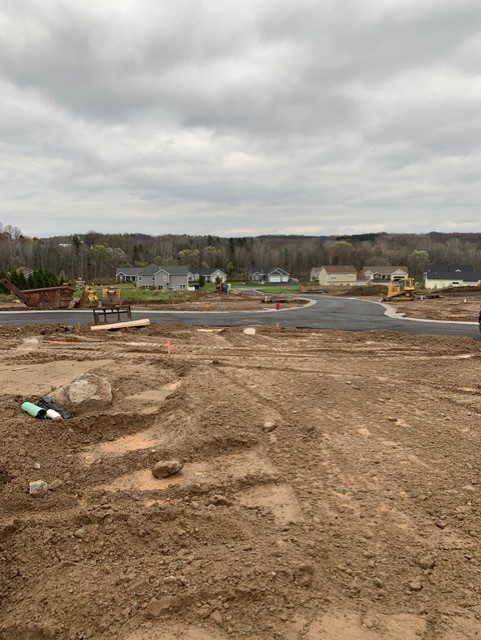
49 372 112 414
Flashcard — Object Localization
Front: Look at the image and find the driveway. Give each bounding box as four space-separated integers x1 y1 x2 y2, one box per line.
0 296 479 338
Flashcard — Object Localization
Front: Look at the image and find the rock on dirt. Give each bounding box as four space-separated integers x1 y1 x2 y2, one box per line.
48 479 63 491
28 480 49 496
262 420 277 432
145 596 180 618
49 372 112 413
208 494 232 506
151 459 183 479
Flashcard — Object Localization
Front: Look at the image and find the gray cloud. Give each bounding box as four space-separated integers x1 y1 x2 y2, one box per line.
0 0 480 236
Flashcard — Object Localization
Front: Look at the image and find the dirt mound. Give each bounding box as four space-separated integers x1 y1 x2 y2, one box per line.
439 285 481 296
336 284 386 296
2 325 481 639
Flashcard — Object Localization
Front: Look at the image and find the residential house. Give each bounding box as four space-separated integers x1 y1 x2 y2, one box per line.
249 267 290 283
310 267 322 281
424 265 481 289
116 266 143 283
136 264 190 290
116 264 190 289
318 265 360 286
188 267 227 283
267 267 290 283
363 266 408 282
17 266 34 278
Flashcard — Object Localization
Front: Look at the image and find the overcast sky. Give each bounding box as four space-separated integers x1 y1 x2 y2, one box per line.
1 0 480 237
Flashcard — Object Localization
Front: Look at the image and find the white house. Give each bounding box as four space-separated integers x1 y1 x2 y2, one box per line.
318 265 360 286
424 266 481 289
249 267 290 283
363 266 409 282
188 268 227 283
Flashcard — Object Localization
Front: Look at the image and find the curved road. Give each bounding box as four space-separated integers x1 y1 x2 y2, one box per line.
0 296 479 338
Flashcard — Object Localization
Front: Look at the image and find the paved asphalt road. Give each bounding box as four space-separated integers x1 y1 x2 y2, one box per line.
0 296 479 338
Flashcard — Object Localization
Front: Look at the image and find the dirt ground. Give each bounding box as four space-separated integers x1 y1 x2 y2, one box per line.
2 323 481 639
388 294 481 322
0 296 305 313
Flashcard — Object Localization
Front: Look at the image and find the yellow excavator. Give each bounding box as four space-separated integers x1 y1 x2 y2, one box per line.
382 278 416 301
76 287 121 308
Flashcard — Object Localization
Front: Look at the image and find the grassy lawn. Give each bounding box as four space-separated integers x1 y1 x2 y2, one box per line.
73 283 210 304
255 286 301 294
230 281 304 293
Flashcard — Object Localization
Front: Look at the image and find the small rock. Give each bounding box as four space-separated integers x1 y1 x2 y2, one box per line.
243 327 256 335
74 528 86 539
408 579 423 591
208 495 232 506
373 577 384 588
417 556 435 570
29 480 49 497
152 460 183 479
145 597 179 618
49 479 64 491
263 421 277 432
435 520 447 529
387 417 398 423
33 462 41 470
210 611 223 624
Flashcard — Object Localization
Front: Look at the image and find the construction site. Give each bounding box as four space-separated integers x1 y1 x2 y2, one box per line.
2 319 481 640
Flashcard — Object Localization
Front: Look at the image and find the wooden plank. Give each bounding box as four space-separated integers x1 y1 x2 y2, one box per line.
91 319 151 331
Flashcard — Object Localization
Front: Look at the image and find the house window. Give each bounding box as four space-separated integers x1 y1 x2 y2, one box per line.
179 284 186 290
163 274 168 281
139 276 142 281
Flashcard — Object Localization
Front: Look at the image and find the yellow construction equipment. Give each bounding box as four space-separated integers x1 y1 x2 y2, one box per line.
382 278 416 301
77 286 100 308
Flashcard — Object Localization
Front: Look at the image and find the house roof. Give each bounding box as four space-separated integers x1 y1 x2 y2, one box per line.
190 267 226 276
425 271 481 281
153 264 189 275
249 267 289 275
321 265 357 274
363 266 408 275
139 264 162 276
116 266 144 276
425 264 474 273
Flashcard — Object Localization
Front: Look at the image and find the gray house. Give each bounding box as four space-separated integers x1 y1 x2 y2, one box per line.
116 266 143 283
363 266 409 282
249 267 290 283
136 264 190 290
188 267 227 283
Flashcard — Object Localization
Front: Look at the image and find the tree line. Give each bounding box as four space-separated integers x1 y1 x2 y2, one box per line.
0 269 60 293
2 221 481 282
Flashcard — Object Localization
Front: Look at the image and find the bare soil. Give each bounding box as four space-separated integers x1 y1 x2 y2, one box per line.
2 324 481 639
0 296 305 313
390 295 481 322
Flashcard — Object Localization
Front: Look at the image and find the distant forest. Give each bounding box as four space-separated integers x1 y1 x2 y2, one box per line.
1 221 481 282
